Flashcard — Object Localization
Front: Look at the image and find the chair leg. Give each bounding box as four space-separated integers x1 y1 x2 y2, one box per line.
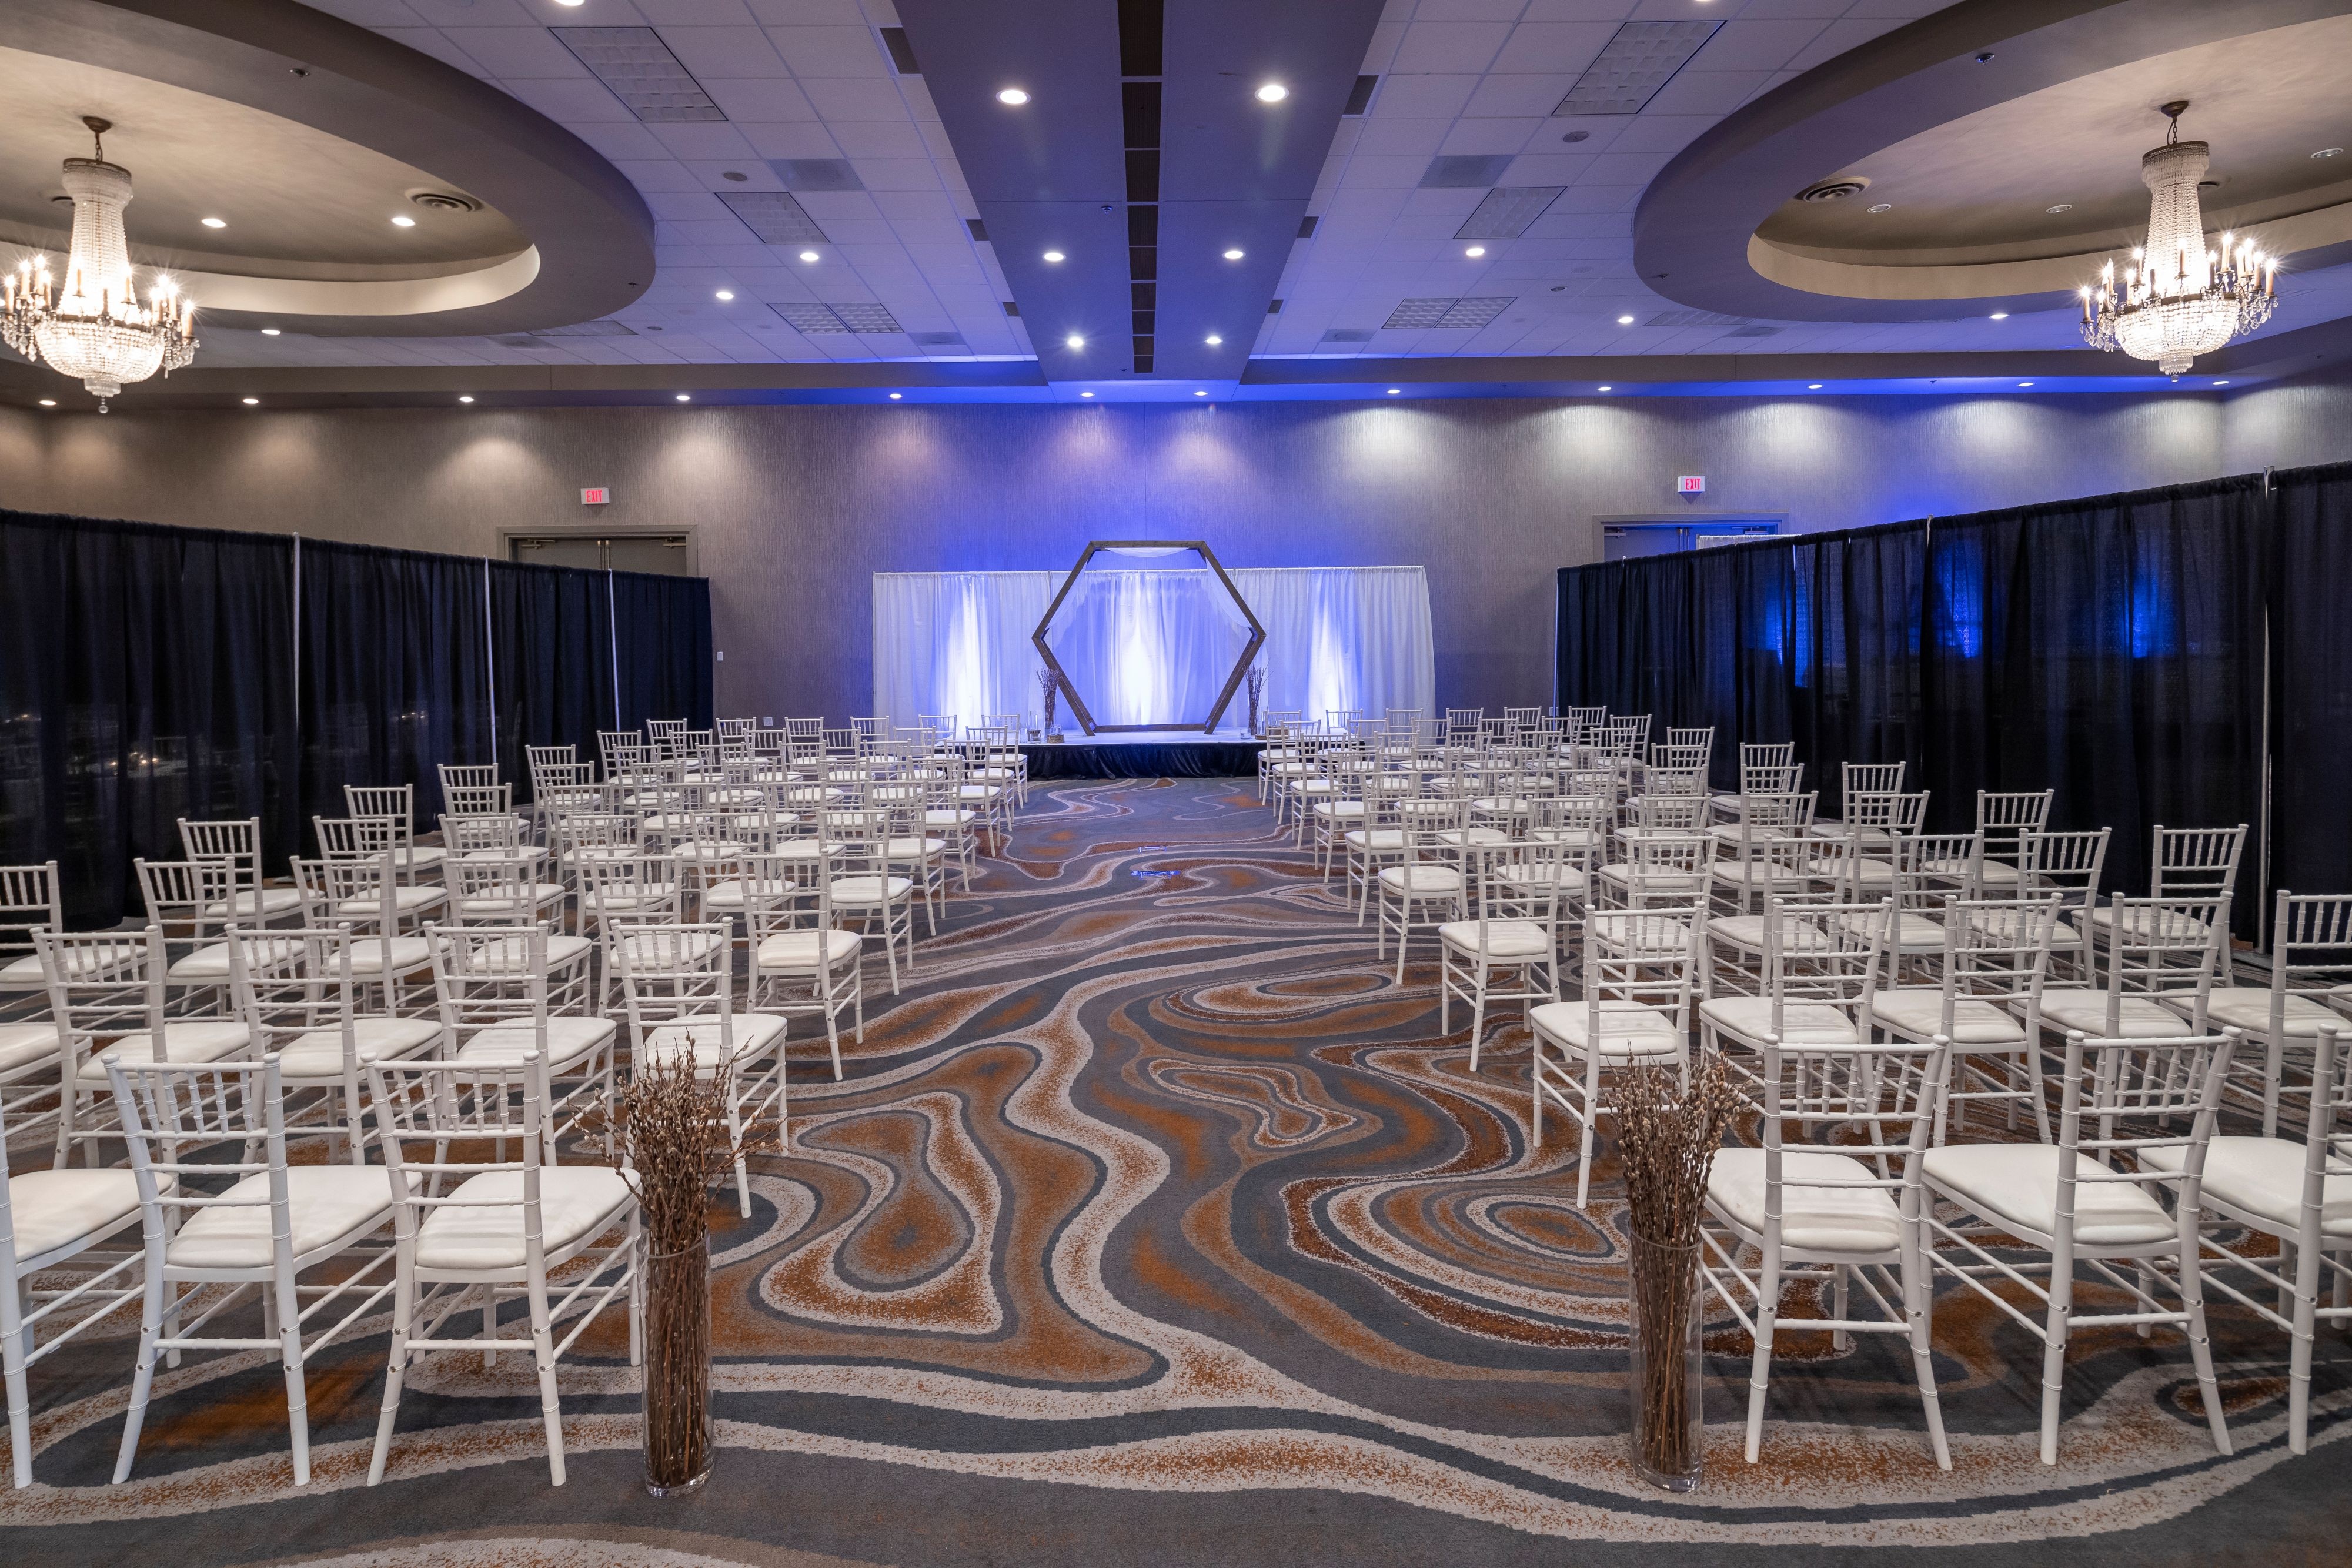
5 1278 30 1489
2178 1242 2233 1457
112 1263 170 1483
275 1261 313 1485
1744 1241 1781 1463
1832 1263 1852 1353
369 1255 415 1486
2036 1249 2073 1465
528 1277 567 1486
1903 1213 1953 1470
2290 1227 2322 1454
1574 1052 1600 1209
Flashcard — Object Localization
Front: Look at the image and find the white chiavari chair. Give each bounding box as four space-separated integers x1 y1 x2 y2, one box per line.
344 785 446 882
106 1052 399 1486
578 852 684 1011
1703 1031 1952 1468
1700 893 1889 1055
1378 792 1470 984
2038 893 2229 1042
429 923 615 1155
243 924 442 1165
1443 834 1571 1068
1915 1028 2240 1465
749 842 861 1079
290 855 441 1014
1873 895 2059 1144
2017 828 2110 981
1531 902 1705 1206
2172 891 2352 1136
363 1052 639 1487
826 801 914 994
178 817 303 923
2173 1021 2352 1454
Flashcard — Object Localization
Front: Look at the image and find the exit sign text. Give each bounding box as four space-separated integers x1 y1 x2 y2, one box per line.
581 487 610 506
1676 474 1707 494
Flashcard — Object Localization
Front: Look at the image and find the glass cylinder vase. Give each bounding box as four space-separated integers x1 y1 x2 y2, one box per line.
642 1233 714 1497
1626 1230 1703 1492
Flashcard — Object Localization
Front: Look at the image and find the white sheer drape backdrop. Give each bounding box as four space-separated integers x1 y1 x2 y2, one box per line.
871 564 1434 731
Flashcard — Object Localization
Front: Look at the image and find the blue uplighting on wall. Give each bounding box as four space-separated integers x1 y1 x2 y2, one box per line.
1930 541 1986 657
2123 560 2177 657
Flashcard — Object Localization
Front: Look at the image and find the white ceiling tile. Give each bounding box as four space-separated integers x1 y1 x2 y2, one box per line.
296 1 430 26
1642 69 1777 116
647 122 761 159
1518 1 1641 22
827 120 931 158
1355 118 1456 157
374 28 492 76
566 121 677 161
432 25 590 76
850 159 941 190
799 77 908 119
1339 154 1439 189
1361 21 1407 74
1411 0 1532 20
1499 152 1596 183
746 0 870 23
703 78 821 121
739 122 846 157
1438 117 1542 155
1462 73 1575 116
609 157 705 191
1391 21 1515 74
654 26 793 76
1784 16 1909 71
764 24 891 76
1368 73 1484 119
1581 150 1674 184
631 0 762 23
1492 21 1619 73
495 78 635 122
1693 19 1830 72
643 190 736 220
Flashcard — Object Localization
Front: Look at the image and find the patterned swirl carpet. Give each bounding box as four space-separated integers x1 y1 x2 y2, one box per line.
4 778 2347 1566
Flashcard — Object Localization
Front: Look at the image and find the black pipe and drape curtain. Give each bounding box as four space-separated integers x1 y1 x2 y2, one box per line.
1558 464 2346 938
0 507 713 927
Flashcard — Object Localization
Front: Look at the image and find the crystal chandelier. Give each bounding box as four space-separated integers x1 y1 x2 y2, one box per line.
2 117 198 410
2080 102 2275 379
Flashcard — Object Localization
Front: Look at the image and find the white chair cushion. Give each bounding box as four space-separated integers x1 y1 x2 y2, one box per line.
201 887 307 920
1592 865 1705 894
1526 827 1604 850
0 1021 62 1076
642 1012 790 1071
414 1166 634 1273
333 886 446 918
1432 827 1510 847
1705 915 1833 955
1706 1148 1902 1258
9 1169 143 1263
453 1015 617 1072
274 1016 445 1079
754 928 862 969
167 1166 402 1269
1919 1142 2177 1247
1810 857 1894 886
1869 987 2027 1044
2036 989 2201 1039
884 837 947 857
925 808 978 826
1698 997 1858 1047
697 878 787 912
455 884 566 917
830 875 913 904
2170 987 2346 1038
1529 999 1683 1057
395 845 447 871
1343 829 1407 849
166 936 306 980
348 936 436 975
467 932 597 971
1708 861 1809 888
1378 865 1464 895
1437 920 1552 959
2086 905 2215 940
2140 1135 2352 1238
587 883 684 913
1491 864 1588 897
80 1021 252 1082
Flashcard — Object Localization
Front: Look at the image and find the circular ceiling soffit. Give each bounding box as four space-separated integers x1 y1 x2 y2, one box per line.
3 0 654 337
1634 0 2352 322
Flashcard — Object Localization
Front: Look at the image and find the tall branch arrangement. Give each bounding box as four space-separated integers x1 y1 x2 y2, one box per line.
1614 1055 1738 1483
599 1049 780 1492
1036 666 1059 733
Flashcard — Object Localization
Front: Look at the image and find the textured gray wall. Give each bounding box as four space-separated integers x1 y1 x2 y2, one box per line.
1 382 2330 720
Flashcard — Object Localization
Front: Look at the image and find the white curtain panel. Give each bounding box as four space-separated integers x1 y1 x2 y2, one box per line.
871 564 1434 732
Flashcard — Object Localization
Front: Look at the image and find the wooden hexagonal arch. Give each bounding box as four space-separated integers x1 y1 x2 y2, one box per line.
1031 541 1266 736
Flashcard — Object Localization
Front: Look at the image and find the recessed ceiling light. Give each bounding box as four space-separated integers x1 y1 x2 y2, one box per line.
1808 383 1823 390
390 214 416 228
459 395 474 403
1464 245 1486 258
554 0 583 6
1597 385 1612 392
715 289 734 300
2314 147 2343 159
1222 248 1244 260
1065 333 1085 349
1256 83 1288 103
799 250 819 263
676 393 691 402
1043 250 1065 263
1867 202 1892 214
1989 312 2009 319
260 327 280 336
1386 387 1400 395
1616 314 1634 325
1205 333 1222 345
1194 389 1207 396
1080 390 1094 397
201 216 226 229
997 88 1030 106
888 392 903 399
241 396 259 406
2046 203 2074 214
2213 379 2230 386
2016 381 2034 387
38 398 56 407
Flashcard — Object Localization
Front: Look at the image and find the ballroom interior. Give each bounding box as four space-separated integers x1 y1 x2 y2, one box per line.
4 2 2351 1564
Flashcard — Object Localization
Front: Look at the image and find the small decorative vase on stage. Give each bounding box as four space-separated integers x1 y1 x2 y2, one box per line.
1626 1229 1703 1491
642 1233 714 1496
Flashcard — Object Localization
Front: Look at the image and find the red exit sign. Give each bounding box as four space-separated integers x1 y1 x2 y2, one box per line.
1676 474 1707 494
580 487 610 506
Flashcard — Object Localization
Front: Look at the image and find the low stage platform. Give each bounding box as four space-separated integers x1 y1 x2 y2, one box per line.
1020 728 1264 780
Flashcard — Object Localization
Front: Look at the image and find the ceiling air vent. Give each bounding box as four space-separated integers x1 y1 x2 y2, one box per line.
1553 20 1721 116
1648 308 1750 327
719 191 828 245
533 320 637 338
1456 186 1565 241
552 27 724 122
1384 297 1514 330
911 332 967 350
771 303 904 335
409 190 480 213
1419 155 1516 189
770 159 864 192
1796 178 1869 203
1319 329 1372 344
